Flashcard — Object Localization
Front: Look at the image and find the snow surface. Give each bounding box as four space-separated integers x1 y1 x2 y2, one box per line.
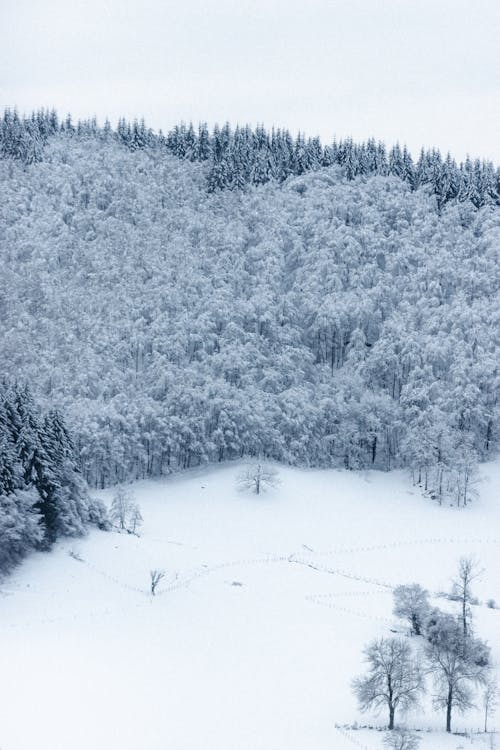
2 461 500 750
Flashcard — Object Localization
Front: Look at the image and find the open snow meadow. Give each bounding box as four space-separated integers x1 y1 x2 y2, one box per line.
2 461 500 750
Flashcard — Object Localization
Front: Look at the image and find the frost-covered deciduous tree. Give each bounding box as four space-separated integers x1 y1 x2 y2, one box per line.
109 487 137 531
425 610 489 732
353 638 423 730
109 488 131 530
393 584 430 636
109 488 142 533
237 463 280 495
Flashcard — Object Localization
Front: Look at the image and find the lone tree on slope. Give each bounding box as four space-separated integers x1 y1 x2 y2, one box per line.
352 637 423 730
110 487 142 534
150 569 165 596
110 487 134 530
392 583 430 636
129 503 143 535
237 462 280 495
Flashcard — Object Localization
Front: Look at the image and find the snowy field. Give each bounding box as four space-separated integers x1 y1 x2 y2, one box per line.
2 461 500 750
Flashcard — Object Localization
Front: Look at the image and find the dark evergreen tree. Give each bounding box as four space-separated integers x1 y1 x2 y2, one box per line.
0 382 101 572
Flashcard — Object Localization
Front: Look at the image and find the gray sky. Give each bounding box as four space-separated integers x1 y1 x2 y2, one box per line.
1 0 499 162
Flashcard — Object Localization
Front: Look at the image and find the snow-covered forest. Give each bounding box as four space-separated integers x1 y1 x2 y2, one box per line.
0 381 107 573
0 109 499 498
1 107 500 748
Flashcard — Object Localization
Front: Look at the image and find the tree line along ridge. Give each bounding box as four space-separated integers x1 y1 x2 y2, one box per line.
1 108 499 208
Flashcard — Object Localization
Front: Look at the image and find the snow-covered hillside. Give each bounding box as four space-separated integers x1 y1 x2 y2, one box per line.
2 461 500 750
2 128 498 491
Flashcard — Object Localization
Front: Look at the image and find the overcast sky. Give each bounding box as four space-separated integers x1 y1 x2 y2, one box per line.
1 0 499 162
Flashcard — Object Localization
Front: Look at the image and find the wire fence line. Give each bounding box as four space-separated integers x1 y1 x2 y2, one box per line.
316 537 500 558
5 535 497 634
336 723 499 749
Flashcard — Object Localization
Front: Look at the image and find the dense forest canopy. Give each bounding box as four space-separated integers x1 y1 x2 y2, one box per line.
0 109 499 506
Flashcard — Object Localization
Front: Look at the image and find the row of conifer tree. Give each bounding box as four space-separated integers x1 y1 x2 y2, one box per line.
1 108 498 208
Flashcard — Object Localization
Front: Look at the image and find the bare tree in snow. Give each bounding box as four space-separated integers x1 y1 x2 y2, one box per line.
129 503 143 534
352 637 423 730
451 556 482 638
393 583 430 636
150 569 165 596
483 676 498 733
237 463 280 495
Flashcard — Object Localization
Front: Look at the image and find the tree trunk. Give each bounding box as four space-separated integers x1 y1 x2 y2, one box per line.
485 419 492 451
411 613 421 636
446 687 452 732
388 704 395 730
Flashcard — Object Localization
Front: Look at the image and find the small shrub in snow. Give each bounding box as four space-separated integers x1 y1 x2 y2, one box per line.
87 497 111 531
383 728 421 750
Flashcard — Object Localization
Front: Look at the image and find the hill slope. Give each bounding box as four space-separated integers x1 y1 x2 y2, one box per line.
1 461 500 749
0 133 498 495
